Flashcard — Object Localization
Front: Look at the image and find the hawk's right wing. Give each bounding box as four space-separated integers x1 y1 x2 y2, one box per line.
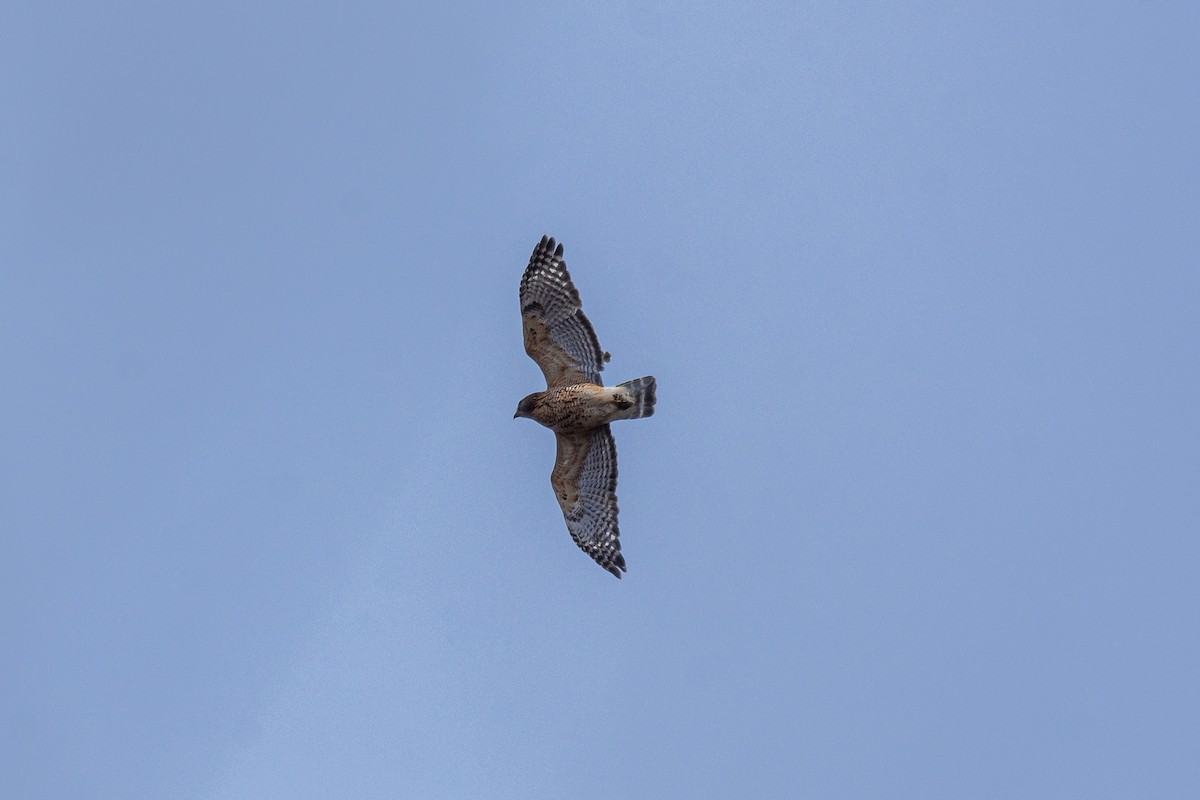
520 236 610 388
551 425 626 578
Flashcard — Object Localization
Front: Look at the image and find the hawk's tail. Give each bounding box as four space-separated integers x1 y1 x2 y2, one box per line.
617 376 657 419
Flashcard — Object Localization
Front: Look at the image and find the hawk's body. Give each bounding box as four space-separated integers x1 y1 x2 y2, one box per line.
523 382 645 433
514 236 656 578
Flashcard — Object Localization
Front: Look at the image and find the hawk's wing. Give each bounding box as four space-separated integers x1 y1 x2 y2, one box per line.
551 425 626 578
520 236 610 388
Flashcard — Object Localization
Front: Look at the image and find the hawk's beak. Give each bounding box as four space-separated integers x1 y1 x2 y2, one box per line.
513 411 520 419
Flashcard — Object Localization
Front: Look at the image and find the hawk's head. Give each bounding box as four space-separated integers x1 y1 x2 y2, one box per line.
514 394 540 419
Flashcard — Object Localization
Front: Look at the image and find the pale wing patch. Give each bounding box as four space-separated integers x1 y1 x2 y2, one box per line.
520 236 610 388
522 315 589 389
551 425 626 578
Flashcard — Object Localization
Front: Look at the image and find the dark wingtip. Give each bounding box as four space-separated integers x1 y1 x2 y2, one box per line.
554 242 564 257
600 550 627 579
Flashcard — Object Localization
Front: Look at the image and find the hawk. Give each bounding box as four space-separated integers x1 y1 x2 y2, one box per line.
514 235 657 578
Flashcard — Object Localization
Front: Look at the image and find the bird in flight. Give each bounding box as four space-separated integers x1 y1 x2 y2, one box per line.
514 236 657 578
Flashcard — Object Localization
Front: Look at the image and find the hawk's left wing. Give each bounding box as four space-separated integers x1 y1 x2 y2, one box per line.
551 425 626 578
520 236 611 388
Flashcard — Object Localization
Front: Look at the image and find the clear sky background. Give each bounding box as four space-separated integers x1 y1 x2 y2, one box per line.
4 2 1198 798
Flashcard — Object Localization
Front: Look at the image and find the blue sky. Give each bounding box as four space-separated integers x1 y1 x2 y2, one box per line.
4 2 1198 797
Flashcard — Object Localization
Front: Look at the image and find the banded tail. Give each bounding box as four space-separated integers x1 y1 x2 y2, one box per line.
617 376 657 419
